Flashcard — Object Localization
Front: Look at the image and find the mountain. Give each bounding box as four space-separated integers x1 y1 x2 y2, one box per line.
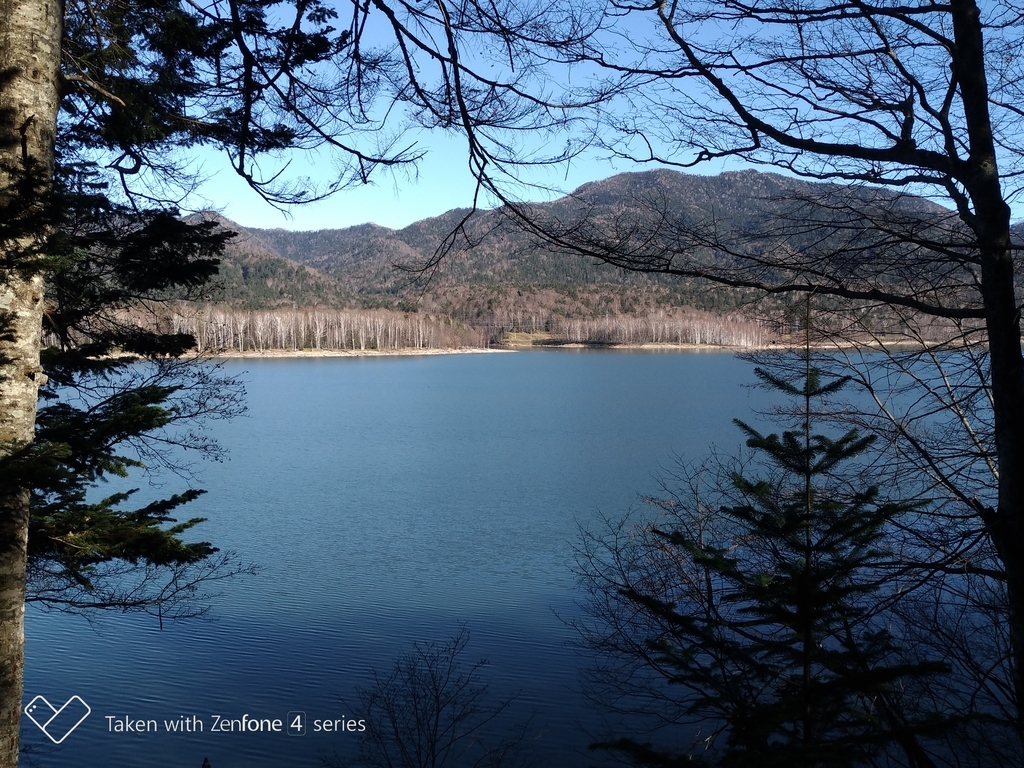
237 170 795 289
187 212 353 309
195 169 960 320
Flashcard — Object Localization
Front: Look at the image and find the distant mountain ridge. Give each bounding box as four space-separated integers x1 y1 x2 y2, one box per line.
197 168 964 319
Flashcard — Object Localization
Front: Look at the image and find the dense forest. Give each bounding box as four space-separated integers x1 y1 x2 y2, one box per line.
176 169 990 350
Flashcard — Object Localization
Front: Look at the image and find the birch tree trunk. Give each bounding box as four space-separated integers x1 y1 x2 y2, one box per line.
0 0 62 762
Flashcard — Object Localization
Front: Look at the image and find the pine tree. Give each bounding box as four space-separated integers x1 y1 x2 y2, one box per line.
10 162 249 618
1 0 417 757
585 350 951 767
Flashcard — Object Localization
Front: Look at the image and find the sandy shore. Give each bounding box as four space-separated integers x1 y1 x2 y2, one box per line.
208 346 515 359
205 342 773 359
204 337 938 359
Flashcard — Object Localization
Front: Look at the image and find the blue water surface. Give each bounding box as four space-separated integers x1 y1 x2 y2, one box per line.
24 350 769 768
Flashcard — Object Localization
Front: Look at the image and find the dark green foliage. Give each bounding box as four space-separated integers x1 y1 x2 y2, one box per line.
582 355 952 767
64 0 334 177
209 249 352 309
10 0 408 614
4 158 247 614
19 0 421 620
30 488 213 584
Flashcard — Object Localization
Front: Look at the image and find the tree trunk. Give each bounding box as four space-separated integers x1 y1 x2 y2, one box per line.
950 0 1024 750
976 228 1024 749
0 0 63 762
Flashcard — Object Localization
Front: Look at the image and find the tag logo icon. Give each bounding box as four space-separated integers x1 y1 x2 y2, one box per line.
24 695 91 744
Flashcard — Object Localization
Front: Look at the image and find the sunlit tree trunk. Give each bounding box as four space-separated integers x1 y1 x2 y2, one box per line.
0 0 62 762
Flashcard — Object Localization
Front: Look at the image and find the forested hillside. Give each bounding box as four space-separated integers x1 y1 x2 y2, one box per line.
189 168 983 347
187 213 353 309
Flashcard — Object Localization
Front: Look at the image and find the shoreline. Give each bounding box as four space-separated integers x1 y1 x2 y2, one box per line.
206 346 512 359
203 340 904 359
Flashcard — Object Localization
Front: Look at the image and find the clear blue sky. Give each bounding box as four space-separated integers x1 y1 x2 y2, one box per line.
186 126 1022 234
188 133 655 232
181 2 1023 234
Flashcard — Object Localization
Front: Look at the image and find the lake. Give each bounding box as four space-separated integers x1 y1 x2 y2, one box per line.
23 349 771 767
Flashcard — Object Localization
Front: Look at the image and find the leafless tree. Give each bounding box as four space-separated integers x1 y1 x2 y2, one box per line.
394 0 1024 750
328 627 533 768
1 2 607 759
5 0 1023 765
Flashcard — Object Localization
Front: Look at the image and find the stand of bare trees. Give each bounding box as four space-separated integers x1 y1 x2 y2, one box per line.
548 311 765 347
168 307 483 353
96 305 774 353
178 307 770 351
